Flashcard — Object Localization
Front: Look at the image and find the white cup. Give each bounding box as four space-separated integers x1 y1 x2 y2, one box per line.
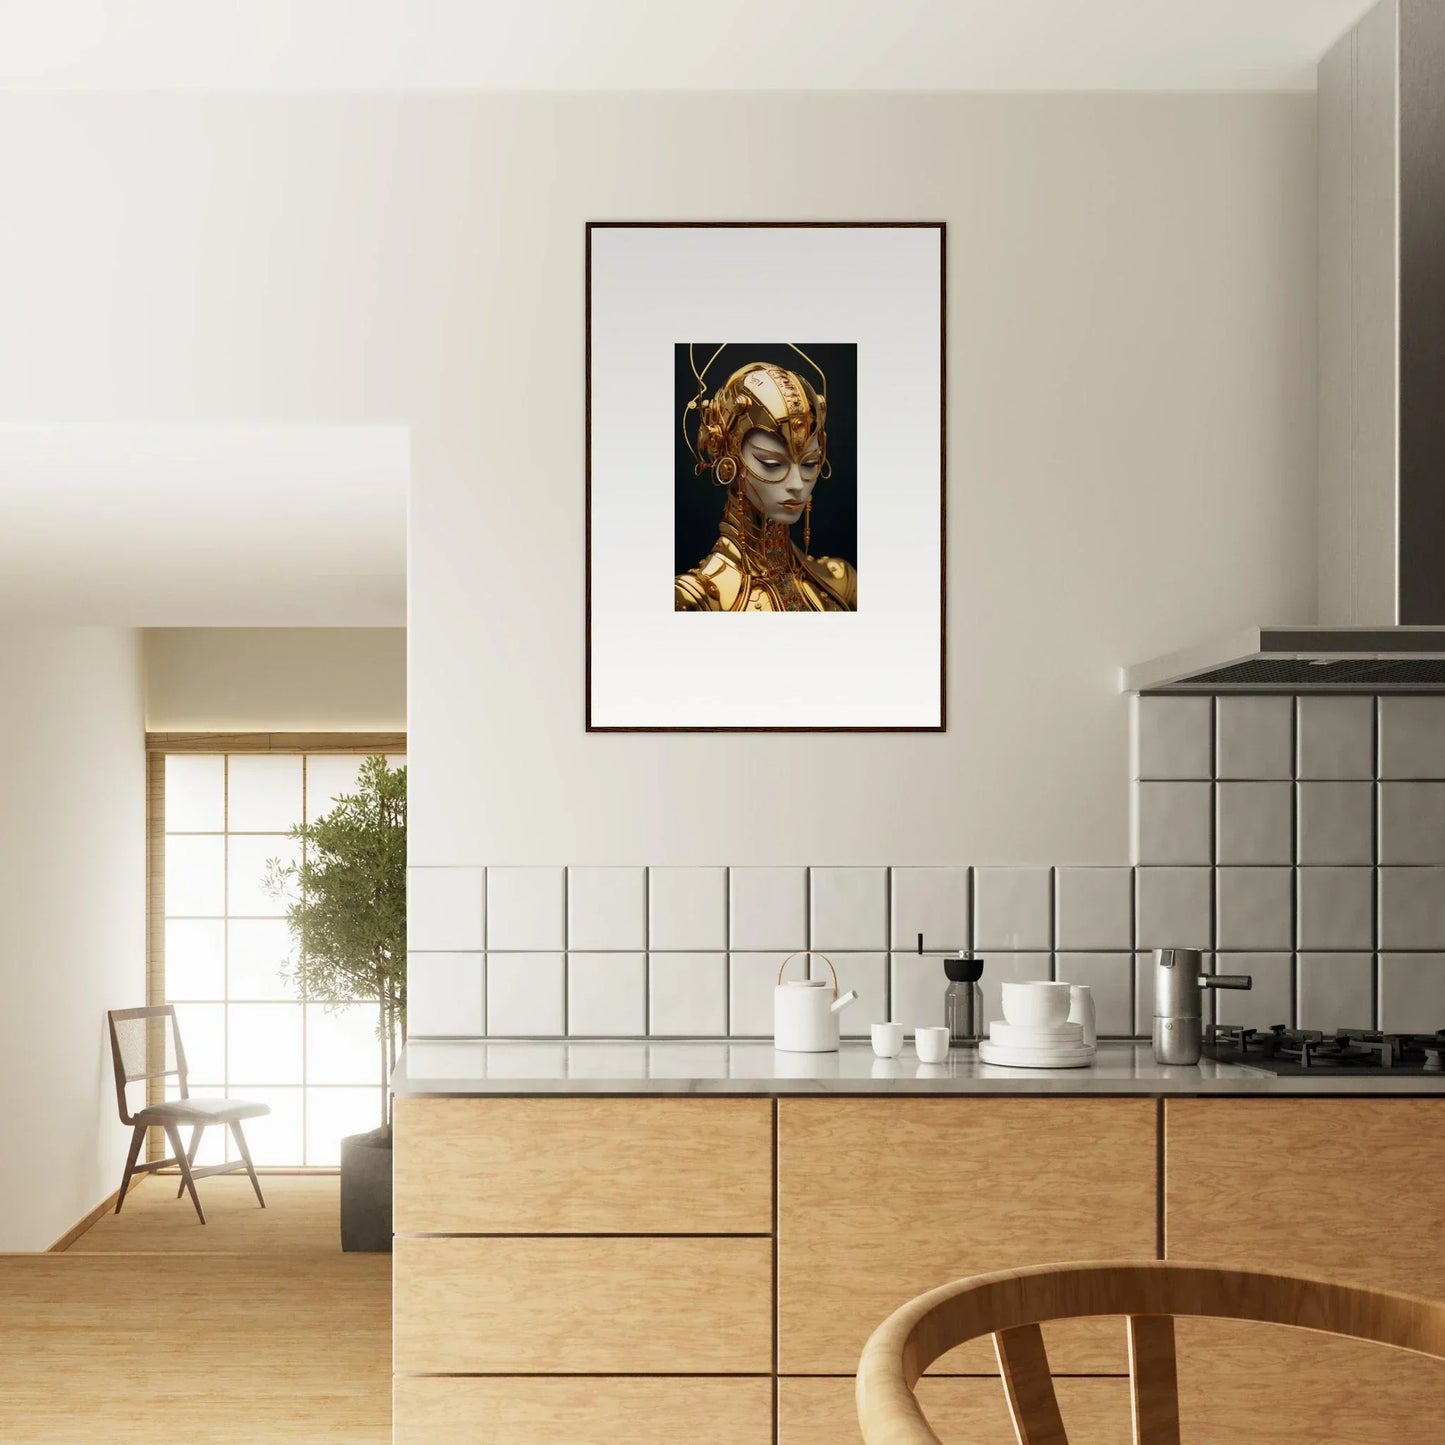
914 1026 951 1064
871 1022 905 1058
1000 980 1073 1029
1067 984 1097 1047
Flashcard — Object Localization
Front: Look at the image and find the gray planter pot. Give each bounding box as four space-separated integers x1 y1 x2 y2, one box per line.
340 1125 393 1253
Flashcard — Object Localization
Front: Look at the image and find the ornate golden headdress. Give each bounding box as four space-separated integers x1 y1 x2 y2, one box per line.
684 345 829 487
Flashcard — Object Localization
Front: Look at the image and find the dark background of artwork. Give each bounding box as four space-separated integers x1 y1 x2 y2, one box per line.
674 341 858 577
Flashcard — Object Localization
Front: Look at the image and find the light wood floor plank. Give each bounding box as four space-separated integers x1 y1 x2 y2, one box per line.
1 1176 389 1444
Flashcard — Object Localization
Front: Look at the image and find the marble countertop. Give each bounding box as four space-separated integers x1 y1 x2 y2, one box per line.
392 1039 1445 1096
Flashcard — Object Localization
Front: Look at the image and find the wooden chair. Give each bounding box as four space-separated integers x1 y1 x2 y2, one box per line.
107 1005 271 1225
855 1259 1445 1444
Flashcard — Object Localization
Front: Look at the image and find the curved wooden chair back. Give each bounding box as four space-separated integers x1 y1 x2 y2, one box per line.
856 1260 1445 1445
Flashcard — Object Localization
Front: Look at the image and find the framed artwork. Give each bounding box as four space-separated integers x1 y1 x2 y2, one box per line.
586 222 945 731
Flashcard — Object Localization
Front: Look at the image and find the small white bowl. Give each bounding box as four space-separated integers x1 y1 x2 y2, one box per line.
1000 980 1073 1029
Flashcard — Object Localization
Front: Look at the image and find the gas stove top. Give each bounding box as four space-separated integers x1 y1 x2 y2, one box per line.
1204 1025 1445 1076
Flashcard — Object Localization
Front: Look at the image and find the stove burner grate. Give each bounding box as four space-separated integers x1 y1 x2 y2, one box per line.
1207 1024 1445 1072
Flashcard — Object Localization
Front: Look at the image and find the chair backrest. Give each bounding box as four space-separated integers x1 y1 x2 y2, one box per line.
107 1006 189 1125
855 1260 1445 1445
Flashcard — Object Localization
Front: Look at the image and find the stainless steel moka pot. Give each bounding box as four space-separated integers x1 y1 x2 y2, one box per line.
1152 948 1252 1065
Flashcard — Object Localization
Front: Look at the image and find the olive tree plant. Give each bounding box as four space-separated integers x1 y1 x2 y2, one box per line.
264 755 407 1120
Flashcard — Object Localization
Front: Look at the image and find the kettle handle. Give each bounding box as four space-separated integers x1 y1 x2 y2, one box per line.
777 950 839 997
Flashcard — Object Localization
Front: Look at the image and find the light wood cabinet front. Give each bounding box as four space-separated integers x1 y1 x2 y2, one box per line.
1166 1099 1445 1441
394 1376 774 1445
394 1096 772 1234
779 1375 1131 1445
393 1236 773 1375
777 1098 1157 1374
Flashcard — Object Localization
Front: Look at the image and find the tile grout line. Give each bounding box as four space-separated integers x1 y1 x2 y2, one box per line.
1373 697 1382 1029
1290 696 1299 1028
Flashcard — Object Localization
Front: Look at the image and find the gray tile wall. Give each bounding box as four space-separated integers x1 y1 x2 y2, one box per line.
1131 694 1445 1033
406 694 1445 1041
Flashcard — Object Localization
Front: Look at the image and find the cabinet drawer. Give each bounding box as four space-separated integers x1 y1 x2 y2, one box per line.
778 1098 1157 1374
779 1376 1131 1445
393 1236 772 1374
394 1376 773 1445
1165 1099 1445 1293
394 1097 772 1234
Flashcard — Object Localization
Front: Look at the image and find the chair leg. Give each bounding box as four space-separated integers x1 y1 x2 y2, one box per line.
176 1123 204 1199
230 1119 266 1209
164 1122 206 1224
114 1123 146 1215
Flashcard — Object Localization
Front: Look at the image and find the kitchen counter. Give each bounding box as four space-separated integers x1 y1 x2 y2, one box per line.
393 1038 1445 1096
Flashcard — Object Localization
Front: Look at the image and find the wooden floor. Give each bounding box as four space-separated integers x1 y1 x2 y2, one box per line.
0 1175 391 1444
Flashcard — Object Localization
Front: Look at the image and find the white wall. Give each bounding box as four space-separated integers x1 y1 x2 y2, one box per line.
0 628 145 1251
0 93 1317 868
145 628 407 731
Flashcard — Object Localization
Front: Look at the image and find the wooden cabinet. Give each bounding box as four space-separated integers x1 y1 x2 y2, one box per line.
395 1091 1445 1444
777 1098 1158 1374
394 1236 772 1374
393 1096 772 1234
393 1098 776 1444
1165 1099 1445 1442
394 1377 774 1445
779 1376 1131 1445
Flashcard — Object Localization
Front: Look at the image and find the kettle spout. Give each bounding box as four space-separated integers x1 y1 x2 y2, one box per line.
831 989 860 1015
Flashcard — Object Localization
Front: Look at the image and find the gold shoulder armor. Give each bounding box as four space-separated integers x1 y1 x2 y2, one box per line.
674 568 716 611
803 554 858 610
676 548 746 612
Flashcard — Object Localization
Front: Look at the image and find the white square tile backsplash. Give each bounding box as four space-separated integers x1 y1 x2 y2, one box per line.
487 867 566 951
648 952 727 1037
728 867 807 952
567 952 646 1037
973 868 1051 950
407 952 485 1037
407 866 484 952
404 696 1445 1042
889 866 969 951
1378 697 1445 779
1216 695 1293 780
1132 695 1212 780
486 952 565 1036
809 867 888 951
648 867 727 951
1054 867 1132 950
1132 782 1213 865
566 866 647 951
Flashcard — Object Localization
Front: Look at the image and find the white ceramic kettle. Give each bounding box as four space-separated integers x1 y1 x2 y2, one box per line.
774 952 858 1053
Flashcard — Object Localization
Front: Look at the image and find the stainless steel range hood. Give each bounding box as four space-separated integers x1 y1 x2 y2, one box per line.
1124 0 1445 695
1123 628 1445 694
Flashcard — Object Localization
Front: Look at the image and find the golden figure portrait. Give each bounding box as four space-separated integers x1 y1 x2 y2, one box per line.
674 342 858 613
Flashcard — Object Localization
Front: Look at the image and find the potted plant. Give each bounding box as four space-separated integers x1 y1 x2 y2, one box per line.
265 755 406 1252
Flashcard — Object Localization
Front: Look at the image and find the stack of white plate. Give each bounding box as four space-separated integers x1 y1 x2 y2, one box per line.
977 981 1097 1068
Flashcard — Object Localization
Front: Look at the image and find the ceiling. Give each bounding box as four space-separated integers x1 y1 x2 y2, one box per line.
0 425 408 626
0 0 1378 92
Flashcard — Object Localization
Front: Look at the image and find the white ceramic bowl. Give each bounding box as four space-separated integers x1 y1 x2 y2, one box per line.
1000 980 1073 1029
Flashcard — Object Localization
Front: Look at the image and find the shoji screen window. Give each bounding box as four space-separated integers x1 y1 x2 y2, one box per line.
160 747 402 1167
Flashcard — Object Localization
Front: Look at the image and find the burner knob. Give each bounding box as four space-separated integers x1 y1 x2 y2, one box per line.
1426 1049 1444 1074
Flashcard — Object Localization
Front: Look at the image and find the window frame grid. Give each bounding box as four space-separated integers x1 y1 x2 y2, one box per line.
147 732 405 1168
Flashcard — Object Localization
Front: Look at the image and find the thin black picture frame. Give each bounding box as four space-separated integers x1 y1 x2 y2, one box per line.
585 220 947 733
